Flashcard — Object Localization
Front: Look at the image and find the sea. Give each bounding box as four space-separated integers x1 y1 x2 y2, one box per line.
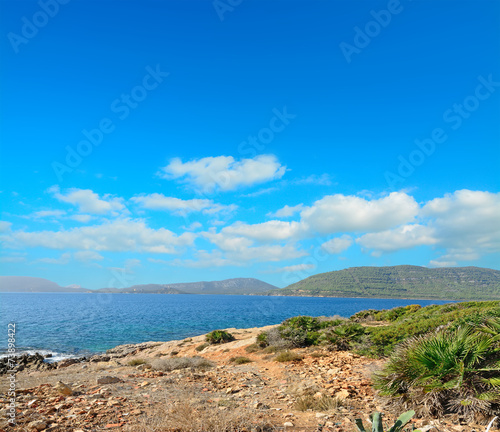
0 293 453 362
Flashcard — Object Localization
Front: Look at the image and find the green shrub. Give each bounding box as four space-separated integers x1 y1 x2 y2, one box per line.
151 356 215 372
256 331 268 347
195 342 209 352
229 356 253 364
374 318 500 421
205 330 234 344
319 322 366 351
361 301 500 357
274 350 303 362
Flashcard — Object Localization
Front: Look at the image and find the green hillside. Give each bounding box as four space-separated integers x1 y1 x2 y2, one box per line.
269 265 500 300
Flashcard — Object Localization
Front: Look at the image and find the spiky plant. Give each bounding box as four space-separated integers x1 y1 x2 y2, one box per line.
374 318 500 421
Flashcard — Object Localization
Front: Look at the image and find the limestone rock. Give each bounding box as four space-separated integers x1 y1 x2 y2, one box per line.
97 376 123 384
27 420 47 431
55 381 72 396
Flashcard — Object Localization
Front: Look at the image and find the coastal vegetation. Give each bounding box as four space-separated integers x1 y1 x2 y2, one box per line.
205 330 235 344
255 301 500 422
269 265 500 300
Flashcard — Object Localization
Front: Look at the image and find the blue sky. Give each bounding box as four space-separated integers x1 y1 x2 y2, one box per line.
1 0 499 289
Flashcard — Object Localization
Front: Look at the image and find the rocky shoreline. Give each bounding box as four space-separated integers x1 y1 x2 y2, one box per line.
0 325 493 432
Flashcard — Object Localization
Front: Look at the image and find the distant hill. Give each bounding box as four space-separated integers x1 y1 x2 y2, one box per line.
0 276 277 295
0 276 91 293
266 266 500 300
97 278 277 295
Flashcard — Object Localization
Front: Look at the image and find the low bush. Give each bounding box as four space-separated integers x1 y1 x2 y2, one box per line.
319 322 366 351
244 343 261 353
205 330 234 344
151 356 215 372
374 318 500 421
127 358 147 366
195 342 209 352
229 356 253 364
274 350 303 362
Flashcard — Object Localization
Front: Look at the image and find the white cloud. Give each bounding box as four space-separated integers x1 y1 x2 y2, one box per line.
178 243 307 268
182 221 203 231
429 260 457 268
356 190 500 263
74 250 104 262
220 220 303 243
5 219 196 254
0 256 25 263
301 192 418 234
159 154 286 192
0 221 12 233
69 214 94 223
293 173 332 186
37 252 71 265
321 235 353 254
268 204 304 218
133 194 205 213
242 187 279 198
356 225 437 253
422 190 500 253
32 210 66 219
48 185 126 215
271 263 316 273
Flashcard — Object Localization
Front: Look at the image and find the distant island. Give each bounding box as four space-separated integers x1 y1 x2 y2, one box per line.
0 276 277 295
2 265 499 300
265 265 500 301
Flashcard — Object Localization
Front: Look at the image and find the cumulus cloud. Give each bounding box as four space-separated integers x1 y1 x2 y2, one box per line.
220 220 304 243
268 204 304 218
158 154 286 192
5 219 195 254
321 235 353 254
422 190 500 253
131 193 236 216
356 190 500 263
300 192 418 234
0 221 12 233
356 225 437 253
48 185 126 215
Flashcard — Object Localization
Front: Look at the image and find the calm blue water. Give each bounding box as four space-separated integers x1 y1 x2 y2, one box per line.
0 293 453 359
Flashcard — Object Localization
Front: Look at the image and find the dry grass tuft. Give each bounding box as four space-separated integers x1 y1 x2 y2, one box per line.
274 350 303 362
127 397 275 432
294 394 341 412
150 356 214 372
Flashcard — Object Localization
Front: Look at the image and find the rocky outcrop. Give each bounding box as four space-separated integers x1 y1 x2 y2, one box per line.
0 353 56 374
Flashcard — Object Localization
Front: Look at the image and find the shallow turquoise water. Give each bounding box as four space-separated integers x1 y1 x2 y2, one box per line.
0 293 452 358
